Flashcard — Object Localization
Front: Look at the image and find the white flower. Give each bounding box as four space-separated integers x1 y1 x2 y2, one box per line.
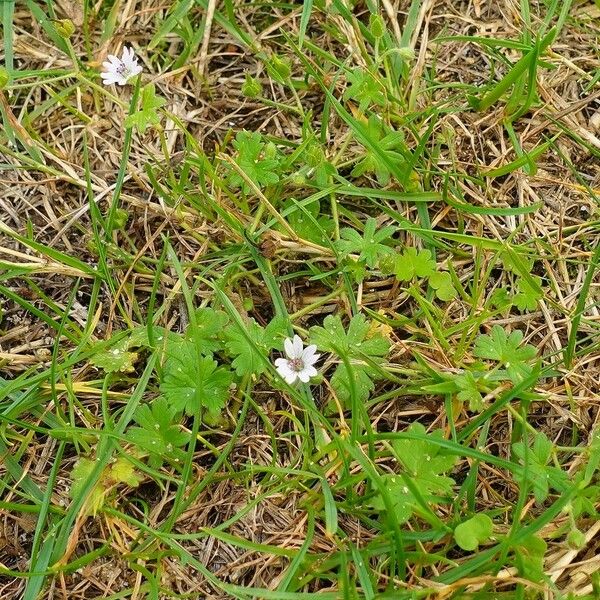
275 335 320 384
100 46 143 86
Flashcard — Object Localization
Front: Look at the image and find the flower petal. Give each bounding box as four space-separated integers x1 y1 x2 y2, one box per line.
292 335 304 357
303 366 318 378
101 74 118 85
297 370 311 383
276 362 292 377
284 337 294 358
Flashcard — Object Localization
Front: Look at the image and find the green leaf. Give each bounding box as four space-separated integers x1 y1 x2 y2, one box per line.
227 131 281 192
337 217 396 268
283 199 333 245
305 143 337 187
473 325 537 383
128 397 190 469
124 83 166 133
512 433 569 503
310 313 389 357
454 514 493 551
343 68 387 112
224 316 286 377
310 313 389 405
350 116 407 185
514 535 546 582
456 371 485 412
488 287 513 309
90 340 138 373
394 247 436 281
188 307 229 354
110 457 142 488
330 362 375 404
429 271 457 301
70 458 106 516
160 338 234 419
372 423 457 523
513 275 542 312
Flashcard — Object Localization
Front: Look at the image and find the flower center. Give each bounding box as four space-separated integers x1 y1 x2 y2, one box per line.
288 357 305 372
116 63 132 77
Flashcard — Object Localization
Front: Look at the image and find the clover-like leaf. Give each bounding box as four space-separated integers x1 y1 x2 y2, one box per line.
394 247 436 281
513 275 542 312
429 271 457 301
454 514 493 551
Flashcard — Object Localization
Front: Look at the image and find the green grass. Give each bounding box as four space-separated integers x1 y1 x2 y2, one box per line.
1 1 600 598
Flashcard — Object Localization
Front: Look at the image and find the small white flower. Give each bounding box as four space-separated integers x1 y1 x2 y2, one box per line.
275 335 320 384
100 46 143 86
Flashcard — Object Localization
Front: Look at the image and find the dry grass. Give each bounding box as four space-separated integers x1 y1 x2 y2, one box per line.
2 0 600 598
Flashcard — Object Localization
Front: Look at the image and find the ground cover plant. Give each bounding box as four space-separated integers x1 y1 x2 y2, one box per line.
1 0 600 598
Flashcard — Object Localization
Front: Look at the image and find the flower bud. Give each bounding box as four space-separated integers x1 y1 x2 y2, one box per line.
242 73 262 98
567 529 586 549
270 55 291 82
369 14 386 39
113 208 129 229
54 19 75 38
397 46 415 61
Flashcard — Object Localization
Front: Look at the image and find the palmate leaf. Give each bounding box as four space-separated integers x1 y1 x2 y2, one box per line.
350 115 407 185
343 67 387 112
70 457 142 516
473 325 537 383
310 314 389 357
337 217 396 268
227 131 280 192
512 432 569 503
124 83 166 133
310 314 390 405
455 371 485 412
188 307 229 354
160 338 233 420
128 397 189 469
513 275 542 312
282 199 334 246
91 340 138 373
330 362 375 404
224 316 287 377
371 423 457 523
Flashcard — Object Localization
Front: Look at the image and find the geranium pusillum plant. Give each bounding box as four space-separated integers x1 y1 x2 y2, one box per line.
101 47 143 86
275 335 320 384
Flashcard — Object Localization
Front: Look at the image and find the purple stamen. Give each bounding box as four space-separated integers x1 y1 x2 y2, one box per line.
288 358 305 372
